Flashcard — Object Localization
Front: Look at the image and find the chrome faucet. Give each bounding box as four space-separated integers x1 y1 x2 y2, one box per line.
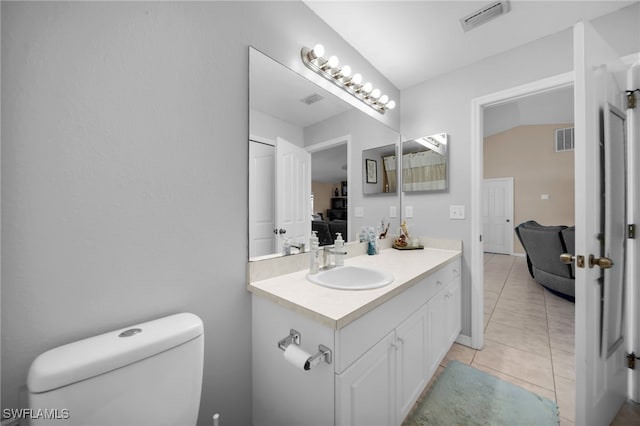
290 243 305 254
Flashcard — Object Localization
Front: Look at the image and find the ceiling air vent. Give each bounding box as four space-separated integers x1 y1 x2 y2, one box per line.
460 1 511 32
555 127 575 152
300 93 324 105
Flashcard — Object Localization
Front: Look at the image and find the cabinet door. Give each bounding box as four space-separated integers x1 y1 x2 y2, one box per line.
396 306 428 424
426 291 447 375
336 332 396 426
445 277 462 347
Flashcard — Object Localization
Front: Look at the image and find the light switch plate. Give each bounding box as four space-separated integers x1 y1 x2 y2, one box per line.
354 207 364 218
449 205 465 220
405 206 413 218
389 206 397 218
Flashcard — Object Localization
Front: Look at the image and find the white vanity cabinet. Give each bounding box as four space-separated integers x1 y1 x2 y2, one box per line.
336 306 429 426
250 251 461 426
427 276 462 375
335 259 461 426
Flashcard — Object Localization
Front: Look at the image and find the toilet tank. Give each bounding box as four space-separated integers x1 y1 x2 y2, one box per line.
27 313 204 426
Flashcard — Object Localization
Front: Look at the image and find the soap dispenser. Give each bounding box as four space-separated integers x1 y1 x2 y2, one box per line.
334 233 345 267
309 231 320 273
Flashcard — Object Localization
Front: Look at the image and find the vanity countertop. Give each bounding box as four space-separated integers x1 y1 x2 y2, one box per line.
247 247 461 330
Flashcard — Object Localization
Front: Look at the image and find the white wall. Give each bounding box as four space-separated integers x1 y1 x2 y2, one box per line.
250 108 304 146
0 2 399 425
305 109 401 241
400 3 640 339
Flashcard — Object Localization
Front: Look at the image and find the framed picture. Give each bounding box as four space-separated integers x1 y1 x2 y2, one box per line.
366 159 377 184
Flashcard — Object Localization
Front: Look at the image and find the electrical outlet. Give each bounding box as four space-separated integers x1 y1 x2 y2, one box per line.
405 206 413 218
449 205 465 220
389 206 397 218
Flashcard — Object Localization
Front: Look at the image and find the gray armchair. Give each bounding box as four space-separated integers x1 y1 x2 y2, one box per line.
515 221 575 301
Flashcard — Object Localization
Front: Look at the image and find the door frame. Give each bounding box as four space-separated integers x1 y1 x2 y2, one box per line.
627 56 640 403
469 71 574 350
482 177 515 255
306 135 352 241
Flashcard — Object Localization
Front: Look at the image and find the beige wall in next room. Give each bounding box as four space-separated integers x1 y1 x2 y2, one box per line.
484 124 575 254
312 181 337 218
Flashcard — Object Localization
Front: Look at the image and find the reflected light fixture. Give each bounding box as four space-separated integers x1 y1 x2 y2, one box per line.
415 133 448 155
301 44 396 114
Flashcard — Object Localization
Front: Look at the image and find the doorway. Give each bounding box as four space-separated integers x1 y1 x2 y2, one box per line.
307 135 352 242
469 72 575 350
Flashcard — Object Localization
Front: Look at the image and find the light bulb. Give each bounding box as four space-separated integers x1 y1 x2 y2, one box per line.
385 100 396 110
362 82 373 94
327 55 339 68
371 89 381 99
311 44 325 59
341 65 352 78
352 73 362 85
379 95 389 105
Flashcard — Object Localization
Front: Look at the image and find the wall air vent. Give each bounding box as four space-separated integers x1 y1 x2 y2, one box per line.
300 93 324 105
460 1 511 32
555 127 575 152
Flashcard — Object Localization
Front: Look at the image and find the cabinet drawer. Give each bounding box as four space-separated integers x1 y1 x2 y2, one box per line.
335 278 427 373
425 258 461 299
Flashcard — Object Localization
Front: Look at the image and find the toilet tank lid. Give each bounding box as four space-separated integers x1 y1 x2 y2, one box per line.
27 312 203 393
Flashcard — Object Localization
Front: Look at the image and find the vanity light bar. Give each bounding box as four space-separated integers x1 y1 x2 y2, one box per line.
301 44 396 114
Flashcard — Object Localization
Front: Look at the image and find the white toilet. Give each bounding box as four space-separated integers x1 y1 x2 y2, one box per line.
27 312 204 426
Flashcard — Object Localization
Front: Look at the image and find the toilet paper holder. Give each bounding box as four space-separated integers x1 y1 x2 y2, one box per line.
277 329 332 369
277 329 301 351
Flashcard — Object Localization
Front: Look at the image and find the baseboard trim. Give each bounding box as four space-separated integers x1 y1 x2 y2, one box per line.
456 334 478 349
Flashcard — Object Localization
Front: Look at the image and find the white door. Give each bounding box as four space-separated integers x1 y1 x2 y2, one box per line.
249 140 276 258
276 137 311 252
483 178 514 254
573 21 628 425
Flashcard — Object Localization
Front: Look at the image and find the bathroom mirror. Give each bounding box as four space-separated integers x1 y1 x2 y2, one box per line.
362 144 397 195
401 133 449 192
249 47 400 260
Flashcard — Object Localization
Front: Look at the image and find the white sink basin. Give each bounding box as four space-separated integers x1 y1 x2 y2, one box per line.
306 266 394 290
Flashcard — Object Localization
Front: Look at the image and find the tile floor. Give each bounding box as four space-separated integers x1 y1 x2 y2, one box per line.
404 253 640 425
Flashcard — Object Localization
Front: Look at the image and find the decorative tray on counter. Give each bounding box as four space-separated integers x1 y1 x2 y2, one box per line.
392 244 424 250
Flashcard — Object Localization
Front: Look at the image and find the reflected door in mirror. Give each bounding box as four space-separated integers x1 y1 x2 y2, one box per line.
276 137 311 254
249 140 276 258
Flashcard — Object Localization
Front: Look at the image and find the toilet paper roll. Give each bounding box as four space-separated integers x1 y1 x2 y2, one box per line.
284 344 311 371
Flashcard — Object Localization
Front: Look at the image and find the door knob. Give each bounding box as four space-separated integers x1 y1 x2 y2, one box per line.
278 228 287 235
589 254 613 269
559 253 574 264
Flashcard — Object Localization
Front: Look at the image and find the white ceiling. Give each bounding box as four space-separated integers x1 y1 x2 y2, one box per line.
484 86 574 136
305 0 635 90
251 48 352 128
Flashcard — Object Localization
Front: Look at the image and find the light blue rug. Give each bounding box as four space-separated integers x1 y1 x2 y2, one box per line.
405 361 559 426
